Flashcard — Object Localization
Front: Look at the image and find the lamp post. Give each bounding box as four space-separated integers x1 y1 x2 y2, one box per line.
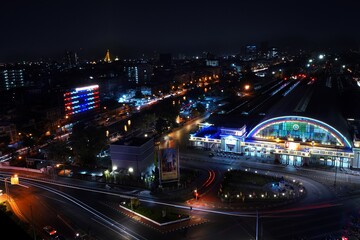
334 157 339 187
4 176 10 200
256 210 259 240
4 174 19 200
194 189 198 200
112 165 117 183
333 145 342 188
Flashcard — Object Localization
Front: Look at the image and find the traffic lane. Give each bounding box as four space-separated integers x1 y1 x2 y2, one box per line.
180 152 335 204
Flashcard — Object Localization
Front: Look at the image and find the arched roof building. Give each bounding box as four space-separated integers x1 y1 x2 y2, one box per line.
247 115 352 149
189 66 360 169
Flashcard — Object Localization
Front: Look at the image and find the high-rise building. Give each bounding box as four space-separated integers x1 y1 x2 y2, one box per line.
158 53 172 68
269 47 278 58
64 50 78 68
259 41 269 57
240 45 257 60
0 69 25 91
0 122 18 144
63 85 100 117
124 62 153 85
126 66 139 84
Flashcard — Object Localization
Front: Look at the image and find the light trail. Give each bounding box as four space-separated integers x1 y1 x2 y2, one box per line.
202 169 215 188
15 179 148 240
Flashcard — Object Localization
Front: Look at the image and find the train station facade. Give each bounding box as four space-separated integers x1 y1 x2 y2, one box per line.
189 115 360 169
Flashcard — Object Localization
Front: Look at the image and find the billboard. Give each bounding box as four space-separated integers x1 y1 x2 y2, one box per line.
159 148 179 181
285 141 300 150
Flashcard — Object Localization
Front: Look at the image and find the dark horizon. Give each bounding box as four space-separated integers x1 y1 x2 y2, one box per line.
1 1 360 62
5 38 360 62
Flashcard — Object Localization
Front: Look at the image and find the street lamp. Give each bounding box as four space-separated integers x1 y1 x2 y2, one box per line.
334 157 339 187
4 174 19 200
194 189 199 200
112 165 118 183
4 177 10 200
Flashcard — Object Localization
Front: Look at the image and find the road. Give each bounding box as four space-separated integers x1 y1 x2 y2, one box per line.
1 155 359 240
2 115 360 239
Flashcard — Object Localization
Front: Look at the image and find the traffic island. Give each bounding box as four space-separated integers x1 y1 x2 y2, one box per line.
118 198 208 232
218 169 306 209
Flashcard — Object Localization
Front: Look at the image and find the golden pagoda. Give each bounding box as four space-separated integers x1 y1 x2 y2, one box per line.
104 49 111 63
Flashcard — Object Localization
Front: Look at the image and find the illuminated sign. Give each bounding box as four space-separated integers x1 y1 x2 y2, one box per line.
159 148 179 181
225 136 236 145
64 85 100 116
284 141 300 150
10 175 19 185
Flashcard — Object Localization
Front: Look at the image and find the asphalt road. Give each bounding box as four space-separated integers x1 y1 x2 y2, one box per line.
3 148 359 240
2 111 360 239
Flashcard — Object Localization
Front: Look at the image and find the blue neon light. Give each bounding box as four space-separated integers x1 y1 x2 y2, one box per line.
64 85 99 115
246 116 352 148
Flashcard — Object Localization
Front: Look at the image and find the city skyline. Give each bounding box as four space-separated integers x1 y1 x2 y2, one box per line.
2 2 360 237
1 1 360 62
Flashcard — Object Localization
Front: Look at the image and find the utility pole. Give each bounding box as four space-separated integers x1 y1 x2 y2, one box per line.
334 146 339 188
30 205 36 240
4 176 9 200
256 210 259 240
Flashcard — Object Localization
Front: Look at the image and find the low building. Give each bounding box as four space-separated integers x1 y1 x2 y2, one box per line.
110 136 154 177
0 122 18 144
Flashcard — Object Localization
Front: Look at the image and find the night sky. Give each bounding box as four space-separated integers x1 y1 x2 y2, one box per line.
1 0 360 62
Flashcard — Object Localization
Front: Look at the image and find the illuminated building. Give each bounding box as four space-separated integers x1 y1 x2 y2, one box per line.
126 66 139 84
64 50 78 68
190 115 357 169
0 69 25 91
123 62 152 85
110 136 154 177
189 69 360 169
0 122 18 144
63 85 100 117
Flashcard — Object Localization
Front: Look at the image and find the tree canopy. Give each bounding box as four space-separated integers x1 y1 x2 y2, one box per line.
69 123 108 168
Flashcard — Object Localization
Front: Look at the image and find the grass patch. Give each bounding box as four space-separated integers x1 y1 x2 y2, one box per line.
121 198 189 224
219 169 286 203
223 169 278 186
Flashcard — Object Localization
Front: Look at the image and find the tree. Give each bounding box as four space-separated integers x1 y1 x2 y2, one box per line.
155 118 168 135
194 103 206 114
135 113 156 131
130 198 140 209
134 90 144 99
0 135 11 154
46 140 72 164
69 123 108 168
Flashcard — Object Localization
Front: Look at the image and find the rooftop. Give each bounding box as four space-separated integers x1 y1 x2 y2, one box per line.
206 73 359 143
112 136 152 147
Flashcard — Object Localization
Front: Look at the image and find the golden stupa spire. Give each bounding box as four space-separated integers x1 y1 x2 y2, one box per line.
104 49 111 63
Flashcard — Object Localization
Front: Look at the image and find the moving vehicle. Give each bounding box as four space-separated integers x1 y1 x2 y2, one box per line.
43 225 57 237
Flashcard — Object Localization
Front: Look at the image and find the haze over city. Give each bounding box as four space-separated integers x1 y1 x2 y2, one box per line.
1 0 360 61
